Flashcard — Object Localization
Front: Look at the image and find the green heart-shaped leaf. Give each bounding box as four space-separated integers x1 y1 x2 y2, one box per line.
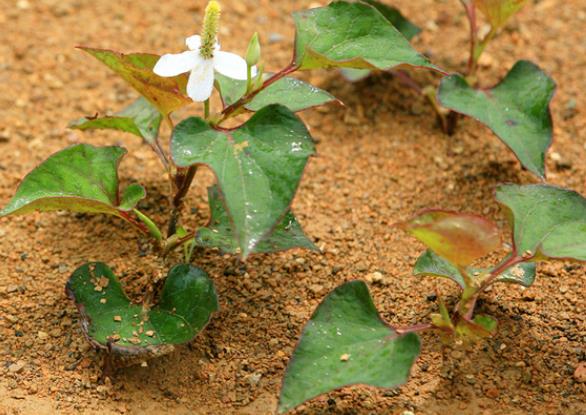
196 186 317 254
80 47 191 117
69 97 162 144
414 249 536 288
293 1 437 71
361 0 421 40
473 0 528 29
438 60 555 178
66 262 218 356
400 210 501 267
278 281 420 413
171 104 315 259
215 74 337 112
0 144 145 218
341 1 421 82
496 184 586 261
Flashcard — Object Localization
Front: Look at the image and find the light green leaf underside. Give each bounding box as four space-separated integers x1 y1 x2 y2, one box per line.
215 74 337 112
69 97 162 144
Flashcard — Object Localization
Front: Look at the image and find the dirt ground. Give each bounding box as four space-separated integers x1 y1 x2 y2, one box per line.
1 0 585 413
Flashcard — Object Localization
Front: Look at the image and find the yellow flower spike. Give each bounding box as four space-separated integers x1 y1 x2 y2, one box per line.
200 0 222 59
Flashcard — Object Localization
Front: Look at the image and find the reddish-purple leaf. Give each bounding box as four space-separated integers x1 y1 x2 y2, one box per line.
400 210 500 267
79 47 191 117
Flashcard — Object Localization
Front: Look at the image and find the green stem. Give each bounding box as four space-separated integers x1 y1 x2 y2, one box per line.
246 65 253 93
133 209 163 242
204 99 210 119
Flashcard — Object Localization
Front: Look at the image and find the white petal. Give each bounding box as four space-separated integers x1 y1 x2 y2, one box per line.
185 35 202 51
213 51 251 80
153 51 199 77
186 59 215 102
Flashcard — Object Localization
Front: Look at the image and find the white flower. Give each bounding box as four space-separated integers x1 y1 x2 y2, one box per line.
153 35 252 102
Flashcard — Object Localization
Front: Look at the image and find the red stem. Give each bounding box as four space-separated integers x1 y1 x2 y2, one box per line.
218 61 299 123
119 211 150 236
462 0 478 76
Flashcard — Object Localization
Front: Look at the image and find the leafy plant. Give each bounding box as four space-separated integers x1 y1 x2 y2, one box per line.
340 0 554 178
0 0 443 366
279 184 586 412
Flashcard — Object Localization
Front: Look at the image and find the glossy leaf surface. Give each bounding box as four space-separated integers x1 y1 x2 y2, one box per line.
69 97 162 144
400 210 500 267
0 144 145 218
439 61 555 178
172 104 315 258
496 184 586 261
279 281 420 413
293 1 436 71
196 186 317 254
80 47 190 116
215 74 336 112
67 263 218 354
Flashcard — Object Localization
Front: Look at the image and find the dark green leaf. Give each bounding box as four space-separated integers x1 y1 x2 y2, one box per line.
361 0 421 40
496 184 586 261
69 97 162 144
196 186 317 254
413 249 466 288
0 144 145 218
438 60 555 178
278 281 420 413
172 104 315 258
66 262 218 356
414 250 536 288
215 74 337 112
80 47 191 117
293 1 436 71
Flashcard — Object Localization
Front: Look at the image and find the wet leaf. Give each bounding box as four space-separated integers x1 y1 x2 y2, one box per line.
278 281 420 413
80 47 191 117
69 97 162 144
0 144 145 218
414 250 536 288
400 210 500 267
172 104 315 259
215 74 337 112
293 1 436 71
196 186 317 254
66 262 218 357
474 0 528 28
496 184 586 261
438 60 555 178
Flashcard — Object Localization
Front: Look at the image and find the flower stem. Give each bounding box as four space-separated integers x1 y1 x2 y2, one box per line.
217 60 298 124
204 99 210 119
